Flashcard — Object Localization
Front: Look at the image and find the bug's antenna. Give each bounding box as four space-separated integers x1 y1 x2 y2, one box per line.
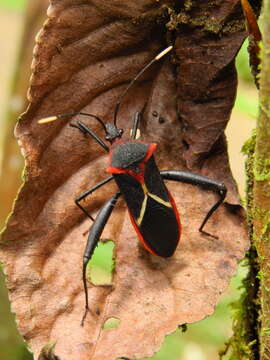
38 112 107 133
113 45 173 126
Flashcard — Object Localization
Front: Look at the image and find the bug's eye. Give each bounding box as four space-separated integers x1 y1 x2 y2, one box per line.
105 135 110 141
119 129 123 135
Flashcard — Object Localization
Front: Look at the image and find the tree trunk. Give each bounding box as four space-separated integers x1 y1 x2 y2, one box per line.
222 1 270 359
253 0 270 358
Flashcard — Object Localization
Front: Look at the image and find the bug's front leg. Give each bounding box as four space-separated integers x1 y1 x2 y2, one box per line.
75 176 114 222
81 191 121 326
160 170 227 238
70 120 110 152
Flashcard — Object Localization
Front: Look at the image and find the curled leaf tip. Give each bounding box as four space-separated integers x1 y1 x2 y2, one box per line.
240 0 262 86
240 0 261 43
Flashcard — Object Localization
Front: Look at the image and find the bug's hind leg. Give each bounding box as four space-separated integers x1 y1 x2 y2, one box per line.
160 170 227 238
81 191 121 326
75 176 114 222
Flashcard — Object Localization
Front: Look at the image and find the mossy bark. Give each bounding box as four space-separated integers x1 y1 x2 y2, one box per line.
253 0 270 358
221 1 270 359
220 133 260 360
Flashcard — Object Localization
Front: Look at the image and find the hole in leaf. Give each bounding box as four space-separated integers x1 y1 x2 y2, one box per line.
158 116 166 124
102 317 121 330
182 139 190 150
87 240 115 285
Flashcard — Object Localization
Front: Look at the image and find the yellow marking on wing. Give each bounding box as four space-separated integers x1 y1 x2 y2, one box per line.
148 193 172 208
141 183 148 194
137 195 148 225
136 182 171 225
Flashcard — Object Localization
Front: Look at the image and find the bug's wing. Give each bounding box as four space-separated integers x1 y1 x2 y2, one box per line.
114 156 181 257
130 191 180 257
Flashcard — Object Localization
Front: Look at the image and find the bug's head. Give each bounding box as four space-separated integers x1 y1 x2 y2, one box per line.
105 123 123 143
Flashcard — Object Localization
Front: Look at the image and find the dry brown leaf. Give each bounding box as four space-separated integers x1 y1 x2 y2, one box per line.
1 1 250 360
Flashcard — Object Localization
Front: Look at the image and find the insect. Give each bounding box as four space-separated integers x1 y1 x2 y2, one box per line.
39 46 227 325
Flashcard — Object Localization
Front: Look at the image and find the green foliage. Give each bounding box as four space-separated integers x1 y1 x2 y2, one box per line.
88 240 115 285
242 130 257 156
0 0 26 11
234 40 258 117
234 94 258 118
103 318 121 330
236 40 254 83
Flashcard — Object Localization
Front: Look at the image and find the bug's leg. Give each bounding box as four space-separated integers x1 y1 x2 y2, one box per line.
70 120 109 152
75 176 114 222
131 112 141 139
160 170 227 237
81 191 121 326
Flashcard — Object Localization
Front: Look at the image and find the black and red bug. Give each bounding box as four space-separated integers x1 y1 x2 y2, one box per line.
107 138 181 258
38 46 227 325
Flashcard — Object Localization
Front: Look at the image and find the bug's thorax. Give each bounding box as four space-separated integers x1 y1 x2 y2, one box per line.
106 140 157 184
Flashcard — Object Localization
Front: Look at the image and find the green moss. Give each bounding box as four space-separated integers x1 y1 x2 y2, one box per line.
262 328 270 335
241 130 257 156
165 7 179 31
262 222 270 236
219 250 260 360
252 205 270 244
223 20 245 34
164 2 245 34
184 0 193 11
254 155 270 181
263 285 270 292
220 129 260 359
260 103 270 117
242 131 256 231
253 206 270 219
